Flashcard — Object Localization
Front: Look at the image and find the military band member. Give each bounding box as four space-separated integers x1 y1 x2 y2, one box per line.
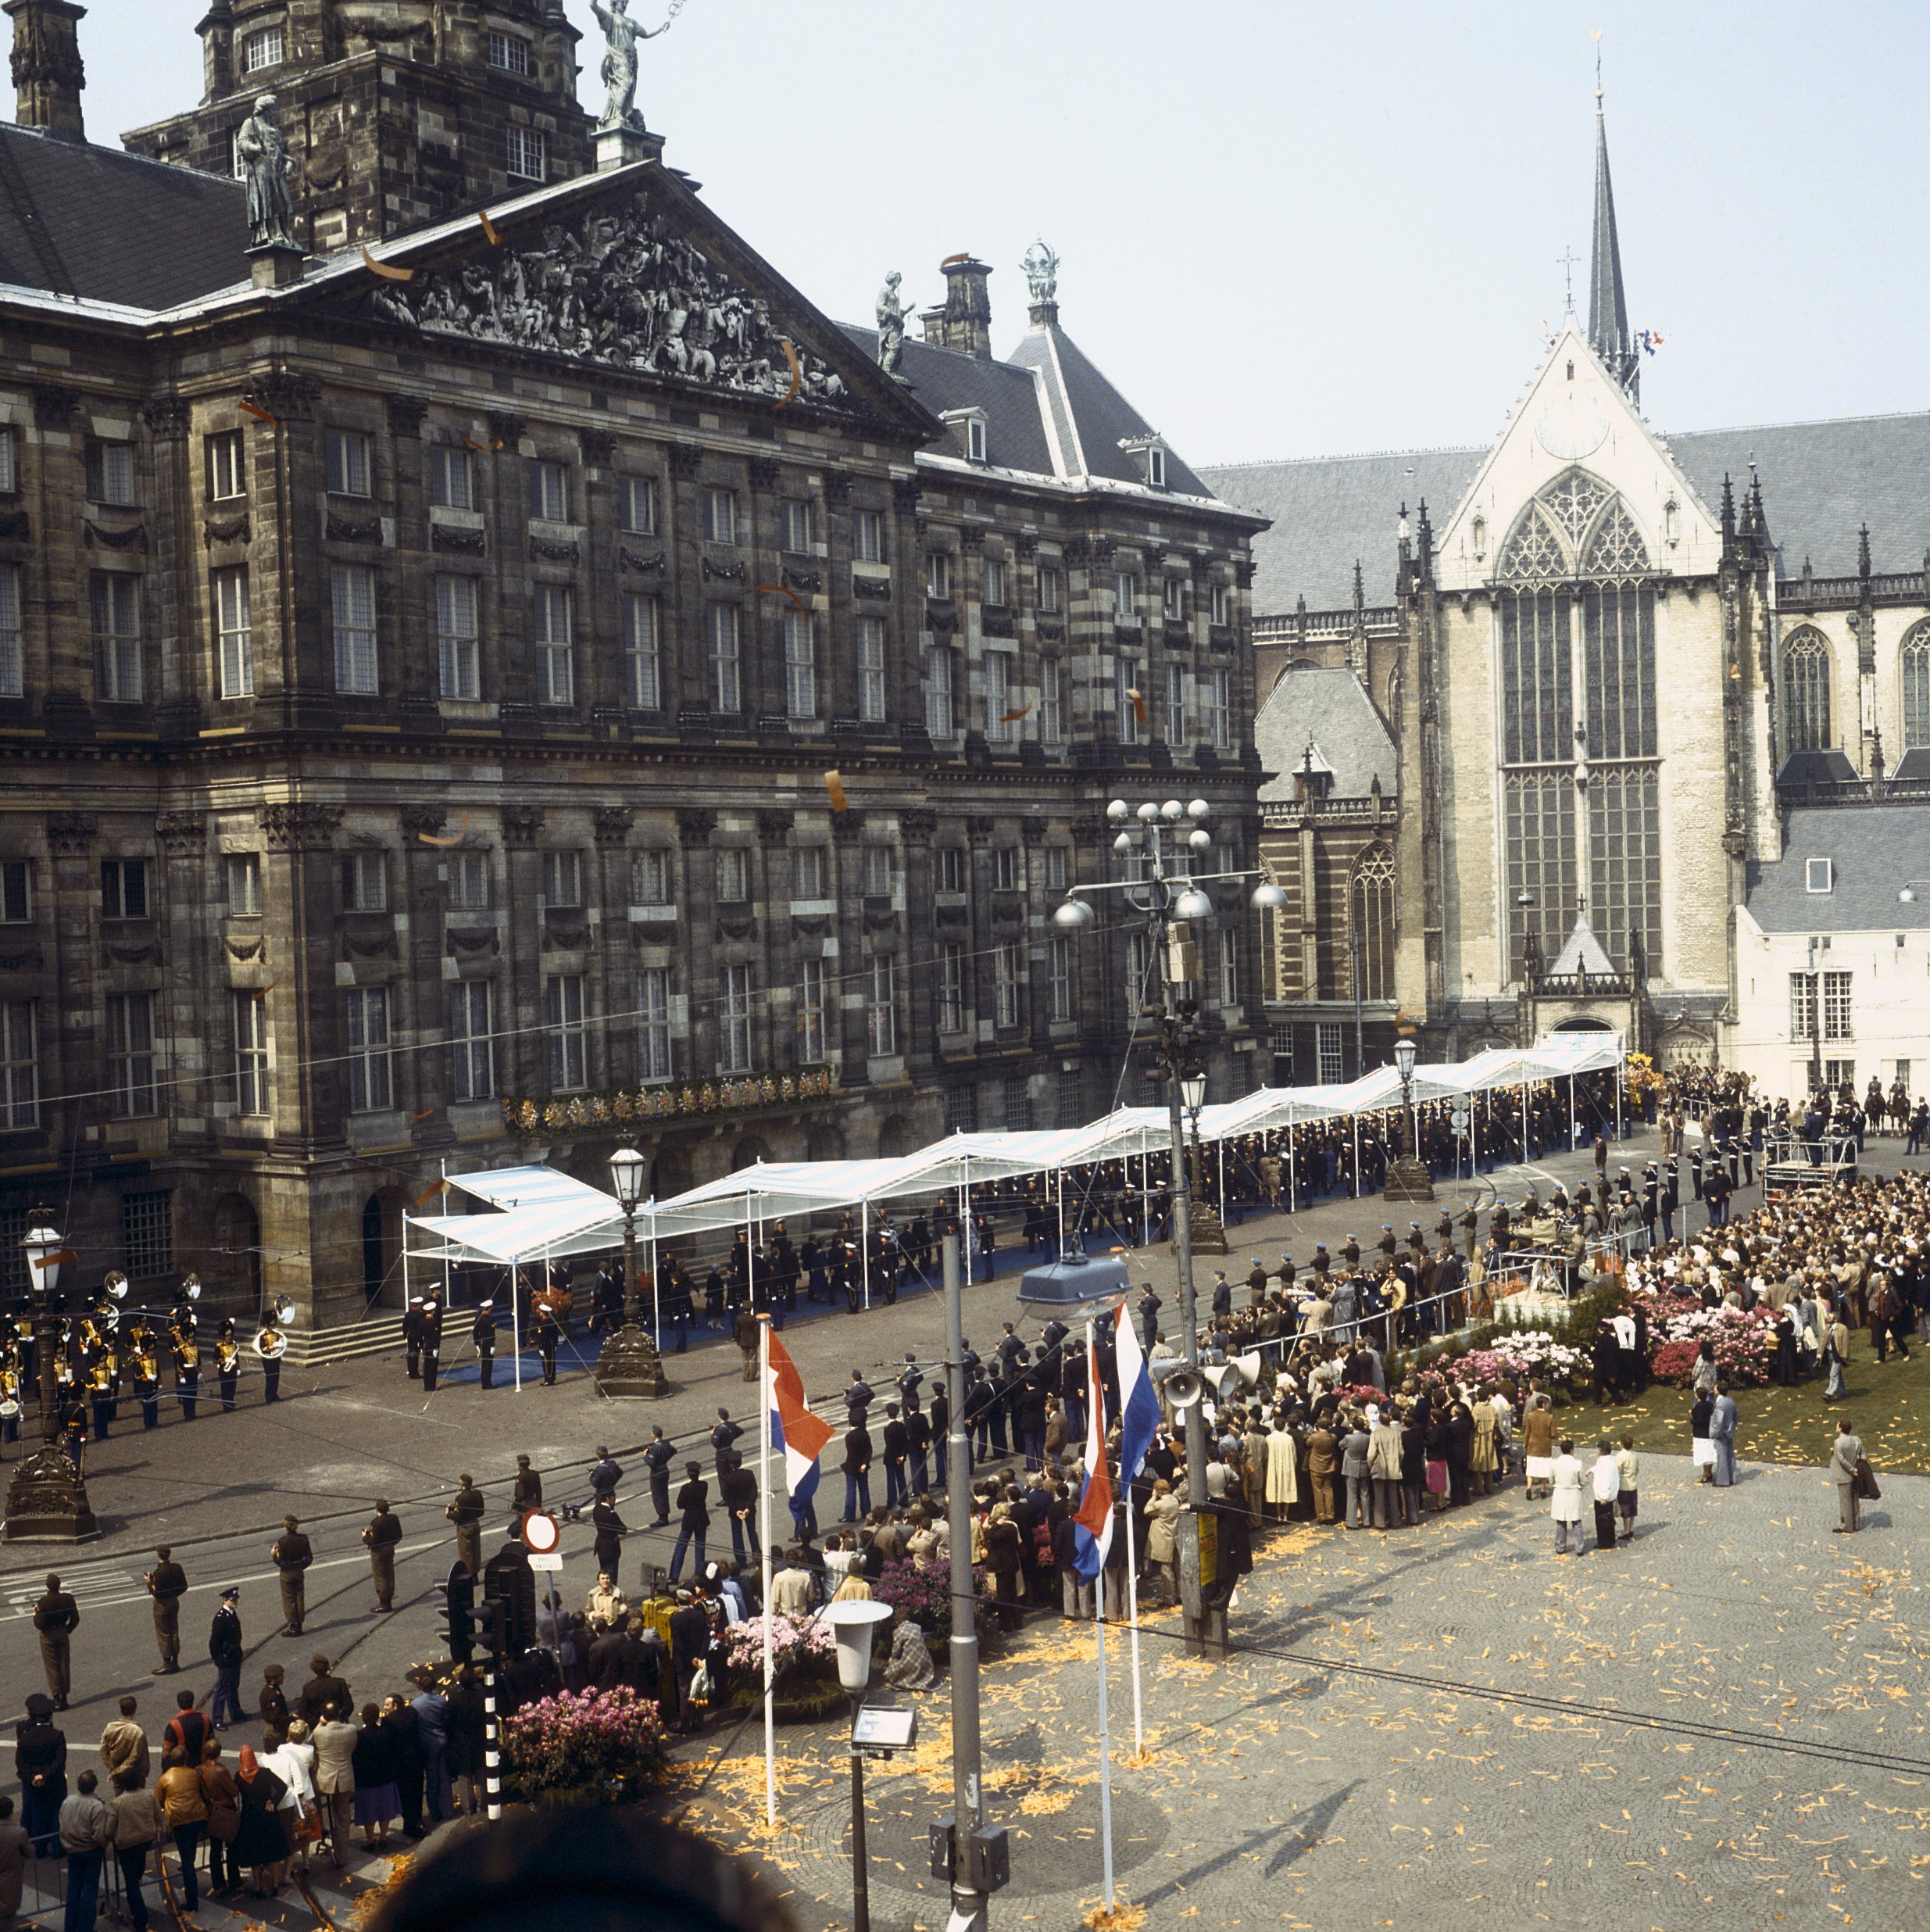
175 1336 200 1421
170 1278 202 1354
88 1356 115 1440
132 1340 162 1429
363 1499 402 1612
146 1545 187 1673
271 1514 313 1635
254 1315 288 1403
472 1299 497 1391
421 1294 443 1394
216 1322 242 1411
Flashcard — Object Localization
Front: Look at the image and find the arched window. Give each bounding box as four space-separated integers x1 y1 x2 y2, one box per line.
362 1193 387 1303
1497 503 1567 585
1350 843 1396 1001
1902 621 1930 750
1782 628 1832 753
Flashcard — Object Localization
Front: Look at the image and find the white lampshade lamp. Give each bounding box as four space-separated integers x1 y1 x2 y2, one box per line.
822 1598 894 1698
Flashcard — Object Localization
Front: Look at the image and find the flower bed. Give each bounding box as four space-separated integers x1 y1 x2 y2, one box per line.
875 1555 992 1644
1632 1290 1775 1387
502 1686 666 1809
719 1612 843 1719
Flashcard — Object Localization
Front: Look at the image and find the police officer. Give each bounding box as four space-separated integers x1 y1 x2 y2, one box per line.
363 1499 402 1613
709 1408 743 1483
145 1545 186 1673
34 1572 78 1709
895 1351 923 1416
644 1425 676 1528
472 1299 497 1391
512 1453 543 1515
447 1473 484 1576
420 1296 444 1393
271 1514 313 1636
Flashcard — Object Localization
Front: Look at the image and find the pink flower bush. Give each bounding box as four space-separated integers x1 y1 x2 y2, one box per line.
502 1686 665 1805
722 1612 836 1677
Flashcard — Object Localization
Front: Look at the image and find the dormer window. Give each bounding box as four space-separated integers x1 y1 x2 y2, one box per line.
487 31 531 76
1147 445 1167 488
1806 857 1833 895
241 24 284 76
1119 435 1169 490
942 409 988 466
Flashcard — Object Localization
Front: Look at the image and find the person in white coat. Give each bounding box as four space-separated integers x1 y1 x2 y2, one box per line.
1549 1439 1585 1555
1589 1440 1621 1551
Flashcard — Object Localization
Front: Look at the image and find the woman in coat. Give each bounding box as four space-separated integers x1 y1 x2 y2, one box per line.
1263 1415 1299 1520
981 1504 1024 1632
349 1705 400 1849
230 1745 290 1897
1548 1437 1586 1555
1142 1480 1181 1605
1445 1402 1474 1508
261 1719 316 1879
155 1748 209 1912
1470 1396 1499 1496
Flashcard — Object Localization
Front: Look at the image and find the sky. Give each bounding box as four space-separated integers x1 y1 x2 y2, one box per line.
64 0 1930 467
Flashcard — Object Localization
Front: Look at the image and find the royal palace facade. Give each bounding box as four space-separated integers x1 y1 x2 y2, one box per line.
0 0 1265 1333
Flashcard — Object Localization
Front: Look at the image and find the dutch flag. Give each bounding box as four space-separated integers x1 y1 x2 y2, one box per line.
1113 1304 1160 1488
767 1329 833 1510
1071 1334 1113 1581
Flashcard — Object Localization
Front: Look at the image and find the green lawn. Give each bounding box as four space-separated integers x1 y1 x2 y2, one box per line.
1564 1341 1930 1477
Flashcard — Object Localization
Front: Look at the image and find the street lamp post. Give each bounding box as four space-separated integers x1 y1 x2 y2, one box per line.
1053 797 1284 1658
3 1213 97 1541
592 1147 667 1399
1384 1034 1435 1203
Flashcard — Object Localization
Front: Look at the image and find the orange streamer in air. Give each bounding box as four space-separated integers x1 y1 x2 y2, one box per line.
824 771 849 813
361 246 416 283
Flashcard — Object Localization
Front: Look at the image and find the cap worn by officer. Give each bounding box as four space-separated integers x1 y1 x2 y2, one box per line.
221 1587 239 1601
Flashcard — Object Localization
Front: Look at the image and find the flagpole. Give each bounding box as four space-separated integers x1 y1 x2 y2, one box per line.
759 1314 776 1830
1123 1490 1143 1758
1088 1314 1116 1916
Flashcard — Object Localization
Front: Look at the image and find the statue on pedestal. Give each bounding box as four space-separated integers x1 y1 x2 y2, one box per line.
876 270 910 378
237 95 297 254
1022 239 1060 306
592 0 670 133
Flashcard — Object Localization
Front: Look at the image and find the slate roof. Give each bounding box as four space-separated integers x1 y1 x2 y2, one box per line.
1254 666 1396 803
1200 411 1930 614
1743 803 1930 933
838 318 1223 504
0 122 246 309
1549 913 1617 977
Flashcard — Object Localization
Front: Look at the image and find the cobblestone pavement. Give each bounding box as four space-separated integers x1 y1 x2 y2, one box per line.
679 1453 1927 1932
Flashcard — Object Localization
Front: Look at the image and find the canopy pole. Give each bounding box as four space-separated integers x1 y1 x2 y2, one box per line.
1288 1119 1296 1215
1352 1111 1360 1198
759 1315 776 1830
861 1197 870 1311
1056 1162 1066 1260
1216 1136 1226 1228
649 1215 660 1342
1569 1072 1577 1150
1139 1146 1149 1248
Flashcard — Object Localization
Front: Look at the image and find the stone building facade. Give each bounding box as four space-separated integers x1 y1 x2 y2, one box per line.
1206 97 1930 1082
0 5 1264 1330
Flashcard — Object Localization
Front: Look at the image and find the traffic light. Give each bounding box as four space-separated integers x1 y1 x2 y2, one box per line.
474 1597 506 1661
439 1562 474 1664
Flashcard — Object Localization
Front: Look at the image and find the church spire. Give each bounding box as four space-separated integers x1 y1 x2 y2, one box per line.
1588 44 1639 403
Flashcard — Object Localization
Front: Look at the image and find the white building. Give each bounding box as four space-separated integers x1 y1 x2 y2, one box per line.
1730 805 1930 1106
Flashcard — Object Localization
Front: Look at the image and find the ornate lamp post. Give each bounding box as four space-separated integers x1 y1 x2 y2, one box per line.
4 1212 97 1541
1385 1034 1435 1203
592 1147 667 1399
1052 797 1284 1658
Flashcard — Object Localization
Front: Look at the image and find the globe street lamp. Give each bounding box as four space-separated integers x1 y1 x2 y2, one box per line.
4 1212 97 1541
592 1147 668 1400
1050 797 1282 1659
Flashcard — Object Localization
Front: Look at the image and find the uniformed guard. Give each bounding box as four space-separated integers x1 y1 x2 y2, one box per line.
472 1299 497 1390
363 1499 402 1612
253 1315 288 1403
404 1295 425 1379
644 1424 675 1527
270 1513 313 1635
512 1453 543 1515
32 1572 78 1709
447 1473 484 1576
145 1545 186 1673
533 1304 559 1386
420 1295 443 1394
216 1321 241 1411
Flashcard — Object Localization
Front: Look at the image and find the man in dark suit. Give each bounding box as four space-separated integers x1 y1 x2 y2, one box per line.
669 1464 709 1583
881 1403 910 1508
841 1421 873 1523
644 1424 677 1527
32 1573 78 1708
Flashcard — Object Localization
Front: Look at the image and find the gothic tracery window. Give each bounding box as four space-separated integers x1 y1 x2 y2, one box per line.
1350 843 1396 1002
1581 503 1650 581
1782 628 1832 753
1541 468 1610 547
1901 621 1930 750
1498 503 1567 585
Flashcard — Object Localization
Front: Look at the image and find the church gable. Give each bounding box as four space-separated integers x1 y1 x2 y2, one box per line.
1435 324 1719 592
323 163 930 435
